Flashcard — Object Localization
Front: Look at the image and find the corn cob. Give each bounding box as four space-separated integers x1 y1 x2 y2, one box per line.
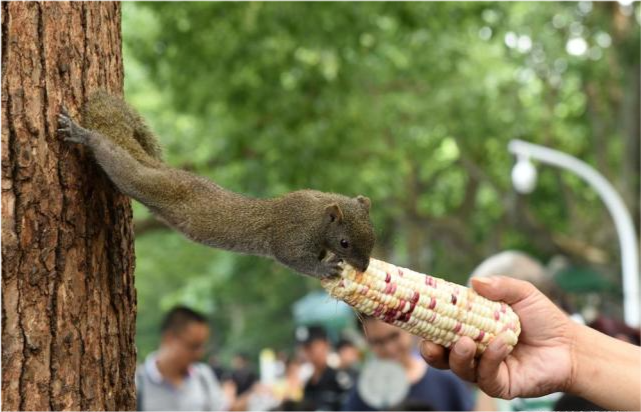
321 258 521 354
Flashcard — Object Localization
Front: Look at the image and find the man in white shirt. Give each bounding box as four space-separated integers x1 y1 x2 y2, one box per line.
136 306 227 411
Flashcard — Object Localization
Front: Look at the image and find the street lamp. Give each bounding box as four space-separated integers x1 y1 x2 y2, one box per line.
508 139 640 327
511 156 538 194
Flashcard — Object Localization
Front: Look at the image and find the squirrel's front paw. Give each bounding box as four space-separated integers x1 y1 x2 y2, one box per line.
325 262 343 278
320 257 344 278
57 107 89 145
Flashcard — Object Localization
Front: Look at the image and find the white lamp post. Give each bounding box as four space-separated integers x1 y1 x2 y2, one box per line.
508 139 640 327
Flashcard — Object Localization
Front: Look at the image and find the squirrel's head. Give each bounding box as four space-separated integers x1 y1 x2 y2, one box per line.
323 195 375 272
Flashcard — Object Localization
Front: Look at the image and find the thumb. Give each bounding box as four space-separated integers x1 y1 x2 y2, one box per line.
470 276 537 305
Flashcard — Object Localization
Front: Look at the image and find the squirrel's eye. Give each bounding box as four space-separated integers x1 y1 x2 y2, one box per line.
340 239 349 249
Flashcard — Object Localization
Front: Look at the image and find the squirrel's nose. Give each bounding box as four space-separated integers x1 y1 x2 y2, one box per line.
357 258 370 272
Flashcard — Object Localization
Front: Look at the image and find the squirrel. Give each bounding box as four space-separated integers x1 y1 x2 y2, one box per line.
57 91 375 278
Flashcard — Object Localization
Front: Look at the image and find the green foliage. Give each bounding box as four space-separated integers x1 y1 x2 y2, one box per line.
123 2 640 360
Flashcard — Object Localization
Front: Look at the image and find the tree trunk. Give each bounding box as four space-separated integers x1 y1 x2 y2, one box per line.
2 2 136 410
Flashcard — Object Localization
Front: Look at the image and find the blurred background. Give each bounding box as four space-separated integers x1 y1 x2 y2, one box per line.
122 0 639 378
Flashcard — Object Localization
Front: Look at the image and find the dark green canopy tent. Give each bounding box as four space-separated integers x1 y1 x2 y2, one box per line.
292 291 355 341
554 266 619 294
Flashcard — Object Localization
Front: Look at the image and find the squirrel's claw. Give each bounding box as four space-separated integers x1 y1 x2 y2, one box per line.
57 110 88 144
57 112 71 126
317 250 344 278
322 261 343 278
57 113 72 138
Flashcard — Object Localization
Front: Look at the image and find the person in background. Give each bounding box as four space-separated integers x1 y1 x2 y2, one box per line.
343 316 474 411
207 353 239 410
336 338 361 381
588 314 640 345
385 401 438 412
272 355 306 410
270 401 317 412
136 306 227 411
230 352 258 397
208 353 230 382
470 251 565 308
298 325 353 411
229 348 318 412
274 350 289 379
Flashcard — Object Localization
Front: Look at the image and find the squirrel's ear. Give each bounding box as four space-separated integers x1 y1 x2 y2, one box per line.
325 203 344 223
356 195 371 211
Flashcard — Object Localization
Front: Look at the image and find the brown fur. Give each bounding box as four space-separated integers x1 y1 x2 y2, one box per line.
58 92 375 278
82 91 163 167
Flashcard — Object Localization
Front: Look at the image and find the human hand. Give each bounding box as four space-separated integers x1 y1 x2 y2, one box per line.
420 276 576 399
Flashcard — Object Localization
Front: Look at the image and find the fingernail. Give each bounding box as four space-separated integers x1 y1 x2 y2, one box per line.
420 344 432 360
489 336 506 352
472 277 493 286
454 343 471 356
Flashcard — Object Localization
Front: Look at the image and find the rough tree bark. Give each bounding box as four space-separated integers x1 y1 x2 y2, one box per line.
2 2 136 410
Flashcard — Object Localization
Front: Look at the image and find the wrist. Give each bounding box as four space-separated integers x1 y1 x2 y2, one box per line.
566 321 583 395
567 322 613 398
565 321 641 410
85 130 99 146
72 123 95 146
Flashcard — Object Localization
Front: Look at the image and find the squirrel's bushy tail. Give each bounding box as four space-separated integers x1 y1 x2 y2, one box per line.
82 90 163 164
